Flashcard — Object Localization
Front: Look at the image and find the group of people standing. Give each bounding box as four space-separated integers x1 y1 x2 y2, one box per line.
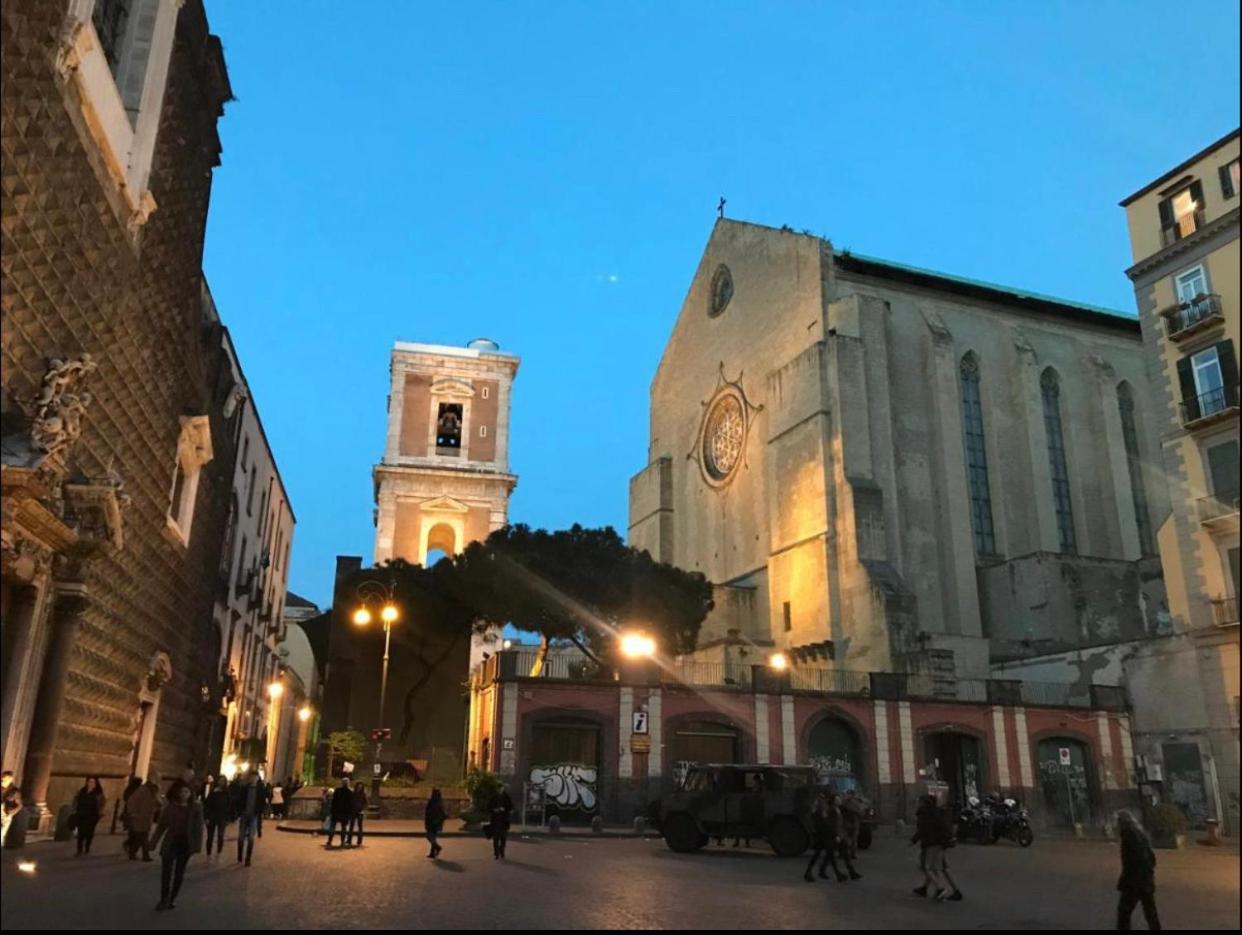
322 777 370 848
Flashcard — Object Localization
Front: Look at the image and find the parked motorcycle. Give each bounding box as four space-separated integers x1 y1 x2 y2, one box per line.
989 796 1034 847
956 796 996 844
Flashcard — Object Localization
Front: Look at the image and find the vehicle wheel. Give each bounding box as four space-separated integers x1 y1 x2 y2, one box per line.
1017 826 1034 848
662 814 704 853
857 824 872 851
768 818 809 858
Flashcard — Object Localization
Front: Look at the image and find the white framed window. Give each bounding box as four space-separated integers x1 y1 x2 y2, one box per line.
55 0 182 235
166 415 213 545
1191 347 1225 404
1222 159 1240 199
479 425 488 438
481 386 490 400
1175 265 1209 304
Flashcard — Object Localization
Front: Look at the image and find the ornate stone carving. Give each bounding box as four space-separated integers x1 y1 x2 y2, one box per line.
63 464 131 551
126 190 157 236
142 652 174 696
30 354 97 456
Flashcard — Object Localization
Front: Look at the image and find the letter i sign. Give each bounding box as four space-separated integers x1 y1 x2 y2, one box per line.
632 711 649 735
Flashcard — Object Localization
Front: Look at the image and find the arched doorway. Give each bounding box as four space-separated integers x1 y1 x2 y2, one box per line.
923 731 984 806
1037 738 1095 828
669 719 740 789
808 716 863 793
528 715 601 821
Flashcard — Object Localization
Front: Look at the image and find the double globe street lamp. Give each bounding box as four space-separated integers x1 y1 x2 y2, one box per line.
353 579 400 794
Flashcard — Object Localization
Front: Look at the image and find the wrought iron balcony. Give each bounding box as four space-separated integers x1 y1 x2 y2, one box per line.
1181 384 1239 428
1198 491 1240 527
1161 209 1205 247
1210 597 1239 628
1161 294 1224 341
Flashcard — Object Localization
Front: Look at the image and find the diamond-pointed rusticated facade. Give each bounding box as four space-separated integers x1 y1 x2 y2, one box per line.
2 0 238 827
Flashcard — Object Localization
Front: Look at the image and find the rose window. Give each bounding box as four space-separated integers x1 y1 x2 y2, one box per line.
703 394 745 481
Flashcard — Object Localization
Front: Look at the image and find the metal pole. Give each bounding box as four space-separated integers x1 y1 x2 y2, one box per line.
380 619 392 722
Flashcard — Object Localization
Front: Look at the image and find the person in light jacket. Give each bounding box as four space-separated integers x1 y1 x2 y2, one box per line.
149 784 204 912
123 776 162 861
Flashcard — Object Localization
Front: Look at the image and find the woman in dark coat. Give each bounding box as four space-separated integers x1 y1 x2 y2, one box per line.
202 776 231 857
1116 810 1160 931
424 787 446 859
149 783 204 912
72 777 105 855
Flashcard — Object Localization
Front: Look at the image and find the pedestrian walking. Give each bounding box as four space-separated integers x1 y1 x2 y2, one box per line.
911 794 959 901
271 782 285 820
124 776 162 861
1116 810 1161 931
71 777 106 855
804 793 861 882
326 778 353 848
488 788 514 859
203 776 231 857
318 787 333 836
840 789 863 860
1 770 22 849
149 783 204 912
425 787 446 859
230 771 263 866
348 781 368 847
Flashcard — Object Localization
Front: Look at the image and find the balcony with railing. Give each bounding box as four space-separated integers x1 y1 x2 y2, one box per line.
478 650 1128 710
1198 490 1240 529
1161 209 1205 247
1161 294 1224 342
1211 596 1239 628
1181 384 1240 429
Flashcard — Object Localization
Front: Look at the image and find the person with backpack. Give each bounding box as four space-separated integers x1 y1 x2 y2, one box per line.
123 776 162 861
1116 810 1160 931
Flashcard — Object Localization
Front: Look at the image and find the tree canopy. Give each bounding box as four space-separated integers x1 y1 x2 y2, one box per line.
345 523 714 678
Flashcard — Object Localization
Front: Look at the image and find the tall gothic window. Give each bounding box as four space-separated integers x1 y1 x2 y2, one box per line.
1041 368 1076 554
959 353 996 555
1117 382 1155 556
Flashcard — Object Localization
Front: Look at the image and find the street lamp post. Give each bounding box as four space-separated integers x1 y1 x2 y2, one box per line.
353 578 400 802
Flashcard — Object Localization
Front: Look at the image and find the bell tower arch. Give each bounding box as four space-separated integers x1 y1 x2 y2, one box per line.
373 338 519 566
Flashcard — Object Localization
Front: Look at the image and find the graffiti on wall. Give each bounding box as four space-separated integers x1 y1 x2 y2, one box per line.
810 754 855 782
528 764 598 812
672 760 697 790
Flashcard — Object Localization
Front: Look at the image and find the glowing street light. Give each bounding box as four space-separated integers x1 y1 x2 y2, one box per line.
352 607 372 626
17 860 37 874
620 632 657 659
298 705 313 723
354 577 401 798
268 680 284 699
380 603 399 624
502 639 513 650
768 652 788 671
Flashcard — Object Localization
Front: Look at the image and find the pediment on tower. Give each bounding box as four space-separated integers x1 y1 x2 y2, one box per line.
419 495 470 514
430 377 475 399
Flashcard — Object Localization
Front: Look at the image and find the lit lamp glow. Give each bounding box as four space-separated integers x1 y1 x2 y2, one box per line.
502 639 513 650
380 603 399 624
268 681 284 699
352 607 372 626
620 632 657 659
298 705 313 723
17 860 37 874
220 755 239 781
768 652 788 671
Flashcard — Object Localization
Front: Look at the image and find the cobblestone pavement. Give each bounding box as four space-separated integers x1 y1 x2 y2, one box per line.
2 829 1237 930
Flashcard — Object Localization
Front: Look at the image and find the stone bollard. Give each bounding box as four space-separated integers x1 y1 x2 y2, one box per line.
591 815 604 834
633 816 646 834
548 815 561 834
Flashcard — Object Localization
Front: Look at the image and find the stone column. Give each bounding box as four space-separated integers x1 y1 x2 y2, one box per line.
22 583 88 821
0 583 43 771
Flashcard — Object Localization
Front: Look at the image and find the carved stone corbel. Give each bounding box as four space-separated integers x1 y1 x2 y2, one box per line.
30 354 97 457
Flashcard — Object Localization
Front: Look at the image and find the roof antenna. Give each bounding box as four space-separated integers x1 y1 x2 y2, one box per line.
717 196 726 219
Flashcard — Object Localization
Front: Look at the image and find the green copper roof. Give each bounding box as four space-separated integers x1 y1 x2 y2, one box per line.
842 251 1136 322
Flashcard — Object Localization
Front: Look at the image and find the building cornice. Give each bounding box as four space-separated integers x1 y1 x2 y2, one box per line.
1125 207 1241 282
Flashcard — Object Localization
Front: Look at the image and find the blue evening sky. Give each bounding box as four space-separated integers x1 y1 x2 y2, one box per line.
202 1 1240 607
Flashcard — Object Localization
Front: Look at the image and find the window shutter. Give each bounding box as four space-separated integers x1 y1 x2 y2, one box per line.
1189 180 1205 213
1177 355 1199 421
1158 197 1174 229
1216 340 1239 402
1223 164 1237 199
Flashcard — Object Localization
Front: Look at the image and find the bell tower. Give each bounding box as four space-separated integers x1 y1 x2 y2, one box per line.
373 338 519 565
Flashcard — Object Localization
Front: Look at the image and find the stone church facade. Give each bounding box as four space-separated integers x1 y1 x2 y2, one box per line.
1 0 238 830
630 219 1168 684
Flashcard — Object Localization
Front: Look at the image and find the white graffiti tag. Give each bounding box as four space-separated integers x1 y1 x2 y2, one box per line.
529 764 598 811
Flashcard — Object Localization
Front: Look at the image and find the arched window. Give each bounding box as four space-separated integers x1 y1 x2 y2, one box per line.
959 353 996 555
1041 369 1076 554
1117 382 1155 555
